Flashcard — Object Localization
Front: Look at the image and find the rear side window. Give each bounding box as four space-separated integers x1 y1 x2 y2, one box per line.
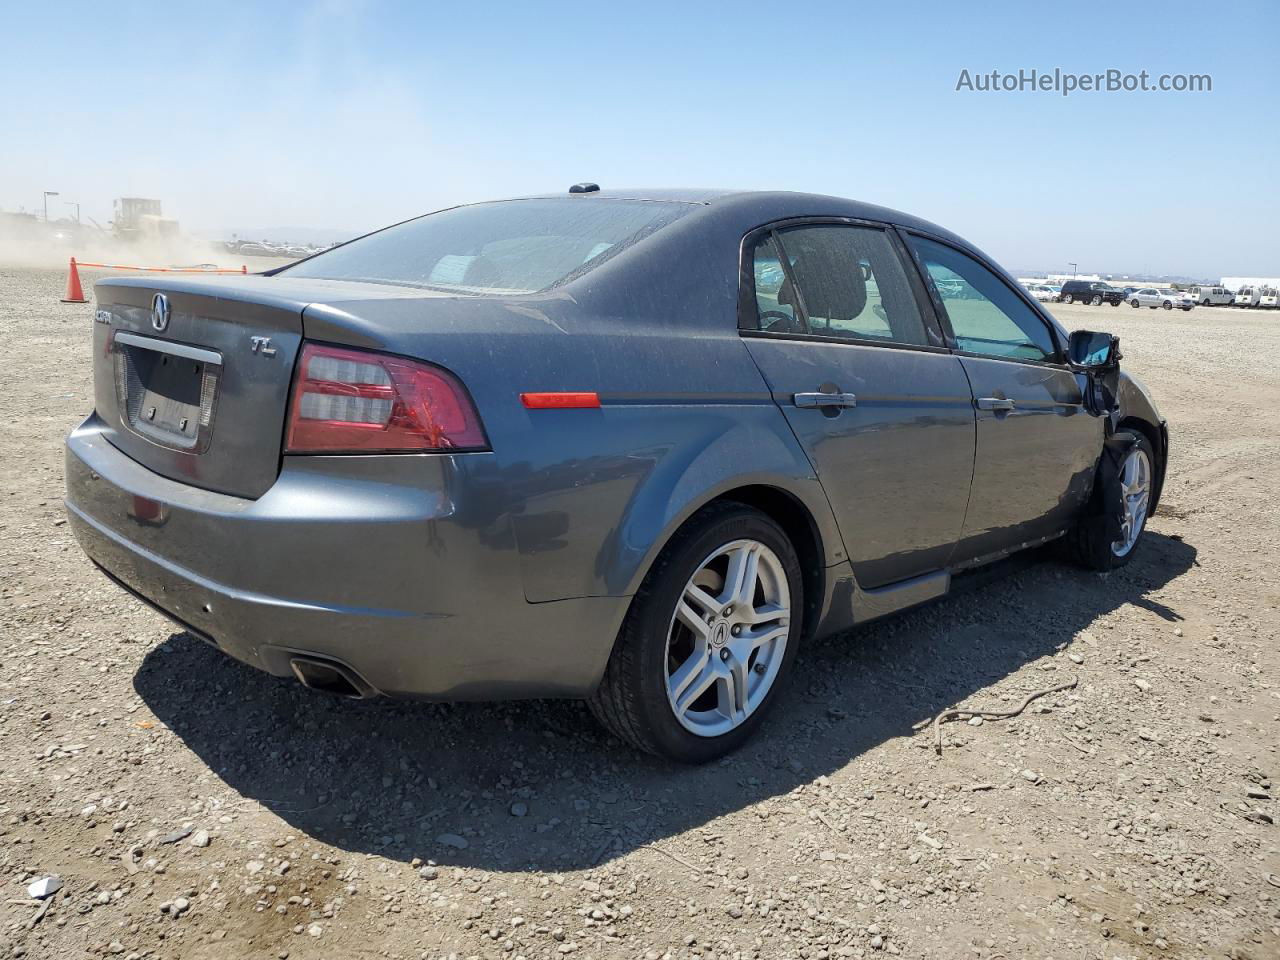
280 199 692 294
908 235 1057 362
750 225 931 347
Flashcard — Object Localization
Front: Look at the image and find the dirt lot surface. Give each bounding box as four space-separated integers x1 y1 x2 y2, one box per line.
2 267 1277 960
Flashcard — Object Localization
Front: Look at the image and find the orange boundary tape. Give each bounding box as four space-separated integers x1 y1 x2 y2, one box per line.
74 261 249 274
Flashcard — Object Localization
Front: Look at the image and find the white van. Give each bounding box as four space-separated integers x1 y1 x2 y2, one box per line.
1260 287 1280 309
1190 285 1233 306
1235 287 1261 307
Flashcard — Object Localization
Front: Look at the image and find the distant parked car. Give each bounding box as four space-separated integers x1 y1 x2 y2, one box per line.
285 245 311 258
1060 280 1124 306
1128 287 1193 311
1234 287 1260 307
1023 283 1058 302
1190 285 1234 306
1259 287 1280 308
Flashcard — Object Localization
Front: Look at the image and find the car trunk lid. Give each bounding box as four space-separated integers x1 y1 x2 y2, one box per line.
91 276 312 499
91 275 437 499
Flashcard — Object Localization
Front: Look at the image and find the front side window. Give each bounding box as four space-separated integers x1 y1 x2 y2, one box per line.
750 225 931 347
907 236 1057 362
280 199 692 294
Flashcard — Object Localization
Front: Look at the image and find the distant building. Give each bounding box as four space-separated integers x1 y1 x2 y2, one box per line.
1222 276 1280 289
1046 273 1103 283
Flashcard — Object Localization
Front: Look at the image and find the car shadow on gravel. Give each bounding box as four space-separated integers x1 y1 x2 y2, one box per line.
134 532 1196 873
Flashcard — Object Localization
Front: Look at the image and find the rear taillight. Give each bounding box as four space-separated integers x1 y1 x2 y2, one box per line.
285 343 487 453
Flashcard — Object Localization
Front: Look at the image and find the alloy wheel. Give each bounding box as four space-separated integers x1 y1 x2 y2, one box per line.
664 539 791 737
1111 447 1152 557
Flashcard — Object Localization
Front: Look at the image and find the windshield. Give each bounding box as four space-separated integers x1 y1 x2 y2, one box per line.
279 199 693 294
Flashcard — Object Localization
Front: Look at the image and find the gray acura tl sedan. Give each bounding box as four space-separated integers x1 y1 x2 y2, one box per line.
65 187 1168 762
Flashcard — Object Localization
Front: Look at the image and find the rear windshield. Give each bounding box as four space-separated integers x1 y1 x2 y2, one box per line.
279 199 692 294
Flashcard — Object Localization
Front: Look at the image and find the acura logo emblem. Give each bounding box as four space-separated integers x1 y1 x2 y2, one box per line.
711 621 729 647
151 293 170 332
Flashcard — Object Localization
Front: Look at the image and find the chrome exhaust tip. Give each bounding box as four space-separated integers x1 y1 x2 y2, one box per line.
289 656 371 699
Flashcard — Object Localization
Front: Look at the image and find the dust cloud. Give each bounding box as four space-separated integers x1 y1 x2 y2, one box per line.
0 217 279 272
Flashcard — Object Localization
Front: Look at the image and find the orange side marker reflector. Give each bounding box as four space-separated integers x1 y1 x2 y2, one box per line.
521 392 601 409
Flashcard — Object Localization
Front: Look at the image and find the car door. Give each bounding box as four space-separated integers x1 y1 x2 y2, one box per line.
903 233 1103 566
739 221 976 589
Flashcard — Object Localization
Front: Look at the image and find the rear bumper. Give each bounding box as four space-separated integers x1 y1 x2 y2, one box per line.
65 416 629 700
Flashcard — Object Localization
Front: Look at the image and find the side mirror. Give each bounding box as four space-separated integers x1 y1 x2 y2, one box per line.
1068 330 1120 369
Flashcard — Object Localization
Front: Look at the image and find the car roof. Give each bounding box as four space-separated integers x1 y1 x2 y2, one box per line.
513 187 972 247
521 187 737 204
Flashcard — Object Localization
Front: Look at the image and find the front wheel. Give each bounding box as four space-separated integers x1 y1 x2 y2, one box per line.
1131 299 1141 308
589 503 802 762
1068 429 1155 571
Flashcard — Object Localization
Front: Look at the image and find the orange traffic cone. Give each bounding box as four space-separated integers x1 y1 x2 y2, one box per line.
61 257 88 304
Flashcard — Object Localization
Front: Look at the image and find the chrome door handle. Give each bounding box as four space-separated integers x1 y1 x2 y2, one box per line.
794 391 858 409
976 397 1016 412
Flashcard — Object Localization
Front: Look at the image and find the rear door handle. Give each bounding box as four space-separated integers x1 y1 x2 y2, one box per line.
794 391 858 409
976 397 1016 412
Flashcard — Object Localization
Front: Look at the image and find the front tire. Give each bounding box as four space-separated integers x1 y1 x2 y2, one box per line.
1068 429 1155 571
1090 294 1103 306
588 503 802 762
1131 299 1141 308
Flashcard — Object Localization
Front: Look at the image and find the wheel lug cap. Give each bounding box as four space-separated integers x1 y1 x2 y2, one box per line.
723 605 733 616
719 649 729 661
731 625 741 636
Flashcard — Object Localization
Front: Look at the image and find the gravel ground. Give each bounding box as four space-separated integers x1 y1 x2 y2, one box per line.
1 266 1277 960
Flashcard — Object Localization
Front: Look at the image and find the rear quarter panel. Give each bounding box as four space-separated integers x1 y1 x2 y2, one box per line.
304 294 842 602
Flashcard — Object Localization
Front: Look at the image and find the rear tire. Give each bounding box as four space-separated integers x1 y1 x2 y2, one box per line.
1068 429 1155 571
1063 294 1075 304
588 503 803 763
1131 299 1140 308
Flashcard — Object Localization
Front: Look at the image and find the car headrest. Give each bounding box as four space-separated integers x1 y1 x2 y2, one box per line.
787 245 867 321
462 257 502 288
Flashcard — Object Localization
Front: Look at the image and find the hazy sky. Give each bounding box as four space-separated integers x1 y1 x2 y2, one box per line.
3 0 1276 276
